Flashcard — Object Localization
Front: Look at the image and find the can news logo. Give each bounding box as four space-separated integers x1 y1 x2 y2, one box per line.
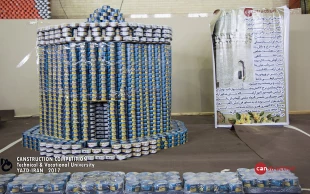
255 162 267 175
255 162 295 175
244 8 253 17
1 158 13 172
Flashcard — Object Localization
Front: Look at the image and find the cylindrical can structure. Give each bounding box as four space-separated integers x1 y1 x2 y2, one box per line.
126 43 136 140
32 18 186 156
141 44 150 137
147 44 156 135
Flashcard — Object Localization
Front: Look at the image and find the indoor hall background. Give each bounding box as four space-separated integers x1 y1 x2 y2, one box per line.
50 0 289 18
0 14 309 116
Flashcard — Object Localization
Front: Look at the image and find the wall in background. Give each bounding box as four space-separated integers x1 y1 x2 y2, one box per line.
51 0 289 18
0 15 309 116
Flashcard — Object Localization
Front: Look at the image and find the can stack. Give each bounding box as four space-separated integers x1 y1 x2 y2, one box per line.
94 103 109 140
25 4 188 161
98 42 107 101
142 44 151 137
0 171 302 194
154 44 162 134
237 168 301 193
125 172 183 193
126 43 137 139
183 172 244 193
38 45 44 135
23 119 188 160
148 44 157 135
135 44 144 138
0 174 16 194
66 171 124 193
5 173 70 194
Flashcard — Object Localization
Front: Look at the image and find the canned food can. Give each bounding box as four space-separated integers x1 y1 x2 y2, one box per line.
125 180 140 192
95 154 105 160
86 154 95 161
106 154 116 160
102 148 112 154
92 147 102 154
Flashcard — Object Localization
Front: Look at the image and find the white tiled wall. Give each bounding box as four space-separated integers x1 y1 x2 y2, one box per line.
51 0 289 19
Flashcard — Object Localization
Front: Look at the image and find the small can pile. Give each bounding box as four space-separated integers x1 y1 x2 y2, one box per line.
5 173 70 194
0 174 16 194
125 172 183 193
23 120 188 161
237 168 301 192
66 171 124 194
23 119 188 161
183 172 243 193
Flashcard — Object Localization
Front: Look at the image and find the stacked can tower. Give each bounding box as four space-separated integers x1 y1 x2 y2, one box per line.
23 5 188 161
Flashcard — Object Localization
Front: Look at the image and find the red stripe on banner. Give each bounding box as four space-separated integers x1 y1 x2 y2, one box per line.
289 0 301 9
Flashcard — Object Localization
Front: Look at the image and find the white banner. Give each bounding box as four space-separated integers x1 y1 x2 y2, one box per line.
211 7 290 128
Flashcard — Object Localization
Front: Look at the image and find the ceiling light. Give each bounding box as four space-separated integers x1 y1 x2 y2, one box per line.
188 13 208 17
154 14 171 18
130 14 148 18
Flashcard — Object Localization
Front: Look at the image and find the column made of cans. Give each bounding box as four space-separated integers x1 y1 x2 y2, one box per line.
57 44 63 138
47 45 53 136
98 42 107 101
116 42 127 140
106 42 117 140
154 44 163 134
135 44 144 138
78 43 89 141
141 44 151 137
148 44 157 135
166 45 172 130
86 42 95 135
38 46 44 135
126 43 137 140
96 43 109 140
52 44 58 137
69 43 79 141
43 45 49 136
63 44 71 140
161 44 168 132
89 43 98 101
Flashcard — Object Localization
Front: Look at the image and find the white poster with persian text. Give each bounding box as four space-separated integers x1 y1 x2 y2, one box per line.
211 7 290 128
